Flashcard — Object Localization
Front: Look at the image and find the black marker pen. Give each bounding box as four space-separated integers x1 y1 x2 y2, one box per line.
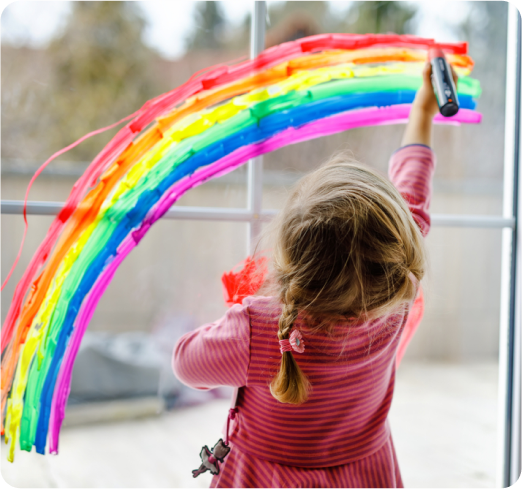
428 47 459 117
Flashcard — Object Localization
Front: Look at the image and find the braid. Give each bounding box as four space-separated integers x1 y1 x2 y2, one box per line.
270 288 311 405
277 301 298 340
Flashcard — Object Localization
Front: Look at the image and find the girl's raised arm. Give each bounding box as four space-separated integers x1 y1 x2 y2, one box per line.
388 61 458 237
389 145 435 237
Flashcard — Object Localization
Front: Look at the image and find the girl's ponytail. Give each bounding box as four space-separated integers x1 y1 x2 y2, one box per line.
269 298 311 405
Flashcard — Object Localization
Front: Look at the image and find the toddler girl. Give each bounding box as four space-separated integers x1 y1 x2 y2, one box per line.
173 61 455 488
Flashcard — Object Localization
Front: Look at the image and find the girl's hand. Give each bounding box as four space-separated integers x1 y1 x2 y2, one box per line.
400 60 458 147
412 61 459 119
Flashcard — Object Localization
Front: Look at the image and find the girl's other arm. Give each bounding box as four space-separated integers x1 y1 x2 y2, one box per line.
172 301 251 390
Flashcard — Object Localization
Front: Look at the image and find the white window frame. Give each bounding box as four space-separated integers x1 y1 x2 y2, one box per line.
498 5 521 486
1 1 520 485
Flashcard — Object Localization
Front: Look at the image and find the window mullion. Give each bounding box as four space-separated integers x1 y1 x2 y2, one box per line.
246 1 267 255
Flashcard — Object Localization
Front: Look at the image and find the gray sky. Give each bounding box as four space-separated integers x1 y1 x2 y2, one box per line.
1 1 475 59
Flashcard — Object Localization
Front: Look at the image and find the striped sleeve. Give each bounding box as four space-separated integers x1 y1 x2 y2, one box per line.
172 302 251 390
388 144 436 237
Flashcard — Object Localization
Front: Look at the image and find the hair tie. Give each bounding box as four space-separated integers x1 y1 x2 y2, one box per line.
279 329 305 354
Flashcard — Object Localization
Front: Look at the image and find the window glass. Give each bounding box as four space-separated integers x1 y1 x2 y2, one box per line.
90 219 247 332
1 216 247 333
1 214 57 326
391 229 501 489
1 1 250 208
263 1 507 216
261 3 505 486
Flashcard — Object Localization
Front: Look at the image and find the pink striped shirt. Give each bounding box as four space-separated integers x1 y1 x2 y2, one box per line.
173 144 435 487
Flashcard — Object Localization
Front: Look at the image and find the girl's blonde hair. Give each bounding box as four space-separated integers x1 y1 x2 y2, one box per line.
266 155 427 405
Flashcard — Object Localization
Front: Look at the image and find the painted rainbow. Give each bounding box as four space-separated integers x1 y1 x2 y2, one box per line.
1 33 482 461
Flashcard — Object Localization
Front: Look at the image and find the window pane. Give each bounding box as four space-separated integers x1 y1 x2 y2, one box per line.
1 214 57 326
1 4 251 478
150 0 249 208
261 4 504 483
392 227 502 488
262 1 507 216
1 1 250 208
90 219 247 332
2 215 247 331
407 227 502 361
390 361 498 488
